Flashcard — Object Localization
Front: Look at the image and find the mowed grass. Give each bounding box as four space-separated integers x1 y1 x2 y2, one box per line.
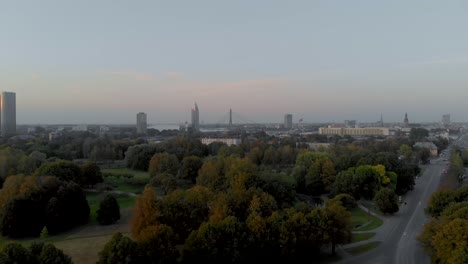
351 207 383 231
102 168 150 194
345 241 381 256
348 232 376 244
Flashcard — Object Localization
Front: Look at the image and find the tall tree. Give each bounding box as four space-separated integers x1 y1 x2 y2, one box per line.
373 188 399 214
324 201 352 255
178 156 202 183
131 187 159 239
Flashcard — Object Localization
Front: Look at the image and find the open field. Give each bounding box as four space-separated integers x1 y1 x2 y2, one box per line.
102 168 150 194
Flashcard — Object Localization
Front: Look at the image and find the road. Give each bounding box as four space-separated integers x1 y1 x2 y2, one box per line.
341 161 446 264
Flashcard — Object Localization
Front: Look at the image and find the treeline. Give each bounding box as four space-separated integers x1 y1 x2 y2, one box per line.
0 175 89 238
3 132 135 161
419 186 468 263
99 156 354 263
0 242 72 264
0 159 105 238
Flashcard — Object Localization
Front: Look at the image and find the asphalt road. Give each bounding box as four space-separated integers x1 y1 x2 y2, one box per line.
341 161 445 264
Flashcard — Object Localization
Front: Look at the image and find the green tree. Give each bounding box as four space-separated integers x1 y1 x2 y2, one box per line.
35 160 84 185
432 218 468 264
39 243 72 264
137 225 179 264
409 128 429 141
97 195 121 225
148 153 179 177
399 144 413 160
80 162 103 186
182 216 247 263
178 156 202 183
373 188 399 214
196 158 227 191
426 189 456 217
353 165 380 200
150 173 178 195
324 201 353 255
98 233 139 264
158 186 212 241
40 226 49 239
330 194 357 210
0 243 34 264
331 169 358 198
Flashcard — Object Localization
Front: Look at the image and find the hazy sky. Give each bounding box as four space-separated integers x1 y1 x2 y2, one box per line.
2 0 468 124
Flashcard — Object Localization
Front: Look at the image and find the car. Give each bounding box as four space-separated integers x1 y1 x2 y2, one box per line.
442 170 448 174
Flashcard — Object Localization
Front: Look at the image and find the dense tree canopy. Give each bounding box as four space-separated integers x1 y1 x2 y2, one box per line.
34 160 84 185
97 194 121 225
148 153 180 177
420 187 468 264
0 176 89 238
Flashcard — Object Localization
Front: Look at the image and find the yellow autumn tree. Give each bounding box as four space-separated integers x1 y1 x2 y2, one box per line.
131 186 159 239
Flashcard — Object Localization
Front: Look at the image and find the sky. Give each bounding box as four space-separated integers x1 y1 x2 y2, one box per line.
2 0 468 124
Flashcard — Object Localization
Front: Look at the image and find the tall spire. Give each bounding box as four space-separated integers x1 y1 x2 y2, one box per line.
229 108 232 126
403 112 409 127
380 113 383 127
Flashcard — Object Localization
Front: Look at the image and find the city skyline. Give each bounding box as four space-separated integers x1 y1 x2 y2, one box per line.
2 1 468 124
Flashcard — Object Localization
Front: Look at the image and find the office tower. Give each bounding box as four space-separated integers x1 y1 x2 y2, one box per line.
403 113 409 127
229 108 232 126
284 114 293 130
136 112 147 134
191 103 200 131
442 114 450 126
0 92 16 136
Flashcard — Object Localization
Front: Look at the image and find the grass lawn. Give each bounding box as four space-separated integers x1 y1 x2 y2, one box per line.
102 168 150 194
348 232 376 244
345 241 381 256
351 207 383 231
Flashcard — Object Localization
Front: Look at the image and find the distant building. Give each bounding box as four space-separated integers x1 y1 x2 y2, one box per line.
302 142 331 151
191 103 200 131
49 131 61 141
442 114 450 126
72 125 88 132
414 142 438 157
99 126 110 133
201 137 241 146
319 127 390 136
344 120 357 128
0 92 16 136
403 113 409 127
136 112 147 134
284 114 293 130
